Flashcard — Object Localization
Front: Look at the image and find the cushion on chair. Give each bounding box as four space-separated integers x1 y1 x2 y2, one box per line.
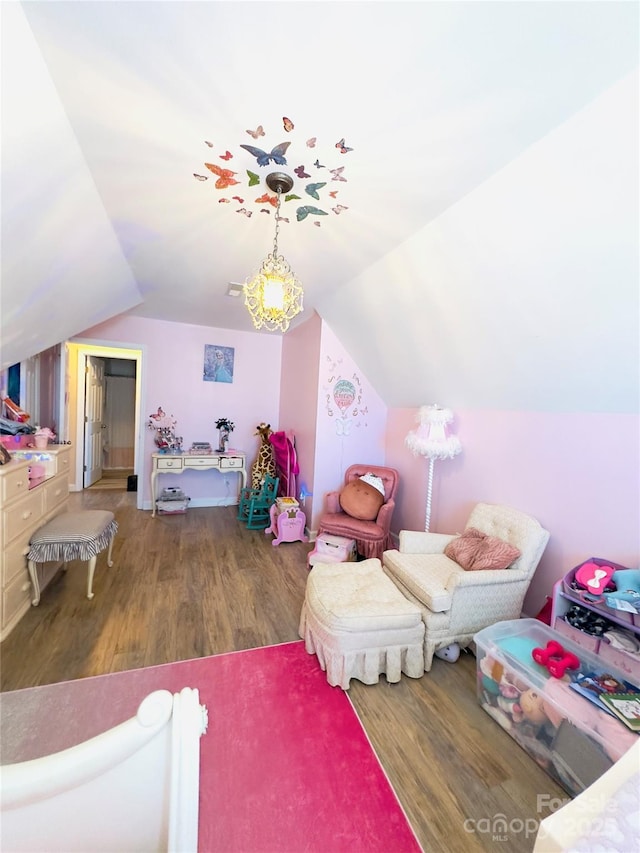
306 559 423 632
381 551 463 612
339 478 385 521
444 527 521 571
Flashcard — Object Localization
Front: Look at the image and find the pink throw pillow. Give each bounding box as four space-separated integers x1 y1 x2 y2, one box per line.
445 527 521 571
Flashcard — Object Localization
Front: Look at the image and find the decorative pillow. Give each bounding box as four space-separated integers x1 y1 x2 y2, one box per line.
445 527 521 571
339 478 385 521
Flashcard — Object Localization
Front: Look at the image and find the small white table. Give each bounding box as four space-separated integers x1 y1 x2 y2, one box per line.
150 452 246 517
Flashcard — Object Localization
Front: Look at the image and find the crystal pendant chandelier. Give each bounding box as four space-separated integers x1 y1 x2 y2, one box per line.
244 172 303 332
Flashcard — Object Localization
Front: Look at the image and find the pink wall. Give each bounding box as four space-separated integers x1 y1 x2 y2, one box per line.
75 315 283 507
385 408 640 617
311 322 388 532
279 313 322 525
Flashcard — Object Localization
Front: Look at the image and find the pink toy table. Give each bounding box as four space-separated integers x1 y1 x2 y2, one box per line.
266 504 308 546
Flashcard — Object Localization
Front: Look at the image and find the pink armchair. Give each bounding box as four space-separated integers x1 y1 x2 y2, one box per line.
317 464 399 561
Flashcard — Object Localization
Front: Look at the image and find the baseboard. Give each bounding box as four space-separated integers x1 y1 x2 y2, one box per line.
142 497 239 511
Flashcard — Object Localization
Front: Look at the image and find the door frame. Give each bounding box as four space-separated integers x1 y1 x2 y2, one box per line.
65 340 145 510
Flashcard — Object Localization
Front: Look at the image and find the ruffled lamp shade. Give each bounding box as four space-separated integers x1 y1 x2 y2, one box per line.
405 405 461 531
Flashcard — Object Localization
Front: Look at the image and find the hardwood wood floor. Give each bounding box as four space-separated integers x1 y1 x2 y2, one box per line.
0 489 564 852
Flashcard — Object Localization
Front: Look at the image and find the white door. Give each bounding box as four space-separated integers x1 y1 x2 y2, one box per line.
83 356 105 487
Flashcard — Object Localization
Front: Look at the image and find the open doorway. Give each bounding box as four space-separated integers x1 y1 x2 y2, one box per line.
84 355 137 489
64 342 144 508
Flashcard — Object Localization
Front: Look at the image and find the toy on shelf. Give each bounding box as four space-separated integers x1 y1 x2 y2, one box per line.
604 569 640 614
575 561 616 596
532 641 580 678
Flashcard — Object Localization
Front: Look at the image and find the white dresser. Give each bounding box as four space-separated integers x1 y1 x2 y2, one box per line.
0 445 71 641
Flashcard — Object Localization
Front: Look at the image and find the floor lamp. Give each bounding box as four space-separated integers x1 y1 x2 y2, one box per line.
405 405 462 532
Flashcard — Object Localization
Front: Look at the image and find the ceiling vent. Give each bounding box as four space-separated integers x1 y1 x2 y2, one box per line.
226 282 244 297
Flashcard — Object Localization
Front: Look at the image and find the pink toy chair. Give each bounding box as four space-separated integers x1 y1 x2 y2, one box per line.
316 464 399 561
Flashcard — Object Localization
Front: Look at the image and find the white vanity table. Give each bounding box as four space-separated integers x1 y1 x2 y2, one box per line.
150 451 246 517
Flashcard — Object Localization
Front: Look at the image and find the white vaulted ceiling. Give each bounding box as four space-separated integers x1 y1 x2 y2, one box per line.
1 1 638 411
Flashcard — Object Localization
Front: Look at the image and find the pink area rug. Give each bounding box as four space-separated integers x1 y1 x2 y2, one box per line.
1 641 422 853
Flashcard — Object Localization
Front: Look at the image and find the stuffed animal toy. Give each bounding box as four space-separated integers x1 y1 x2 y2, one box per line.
478 655 504 696
496 680 524 724
435 643 460 662
519 689 549 727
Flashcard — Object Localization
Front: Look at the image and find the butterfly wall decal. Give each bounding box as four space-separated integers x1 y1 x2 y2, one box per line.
295 165 310 179
247 170 260 187
232 196 244 203
329 166 347 182
246 125 265 139
335 418 352 436
332 204 348 214
285 194 301 202
237 208 252 217
306 138 317 148
296 205 328 221
305 182 326 200
335 138 353 154
193 173 208 181
204 141 214 148
255 193 278 207
240 141 290 167
218 198 231 203
313 159 325 169
283 116 294 132
219 151 233 161
205 162 240 189
276 216 290 223
329 190 338 198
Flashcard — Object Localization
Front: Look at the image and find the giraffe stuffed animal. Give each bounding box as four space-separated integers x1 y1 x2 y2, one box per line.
251 423 276 489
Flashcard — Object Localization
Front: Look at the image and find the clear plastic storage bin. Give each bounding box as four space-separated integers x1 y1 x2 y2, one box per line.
474 619 639 796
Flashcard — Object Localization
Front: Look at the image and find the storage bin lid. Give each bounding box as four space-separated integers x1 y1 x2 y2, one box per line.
475 619 632 692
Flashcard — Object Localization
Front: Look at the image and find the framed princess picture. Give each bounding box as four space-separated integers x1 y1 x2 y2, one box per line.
203 345 234 383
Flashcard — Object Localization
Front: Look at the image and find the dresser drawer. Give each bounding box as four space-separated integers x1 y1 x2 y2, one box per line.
3 490 43 545
43 474 69 514
156 457 184 471
1 463 30 504
54 448 71 475
2 568 32 629
185 456 219 468
220 456 244 470
2 537 31 586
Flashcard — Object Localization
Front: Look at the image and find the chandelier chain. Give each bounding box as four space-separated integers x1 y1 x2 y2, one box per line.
272 189 282 257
